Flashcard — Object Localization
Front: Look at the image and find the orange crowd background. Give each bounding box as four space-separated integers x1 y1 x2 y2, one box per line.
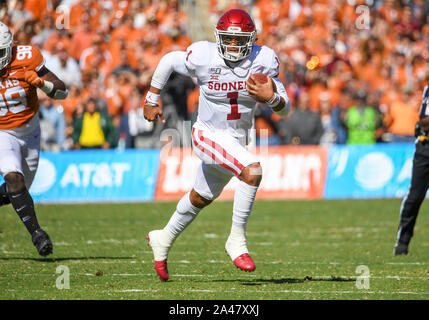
1 0 428 149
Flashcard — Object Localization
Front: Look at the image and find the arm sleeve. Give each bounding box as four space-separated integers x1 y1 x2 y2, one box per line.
150 51 191 90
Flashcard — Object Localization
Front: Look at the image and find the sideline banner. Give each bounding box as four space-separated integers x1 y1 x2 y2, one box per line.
0 144 415 203
325 143 415 199
154 146 328 200
22 149 159 203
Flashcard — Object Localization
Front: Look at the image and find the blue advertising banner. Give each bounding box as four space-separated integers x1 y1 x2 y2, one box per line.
325 143 416 199
0 144 419 202
0 149 160 203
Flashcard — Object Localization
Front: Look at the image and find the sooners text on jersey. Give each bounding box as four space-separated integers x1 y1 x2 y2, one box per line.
0 45 45 130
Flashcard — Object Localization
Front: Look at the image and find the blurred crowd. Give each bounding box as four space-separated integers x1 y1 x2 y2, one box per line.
1 0 428 150
243 0 429 146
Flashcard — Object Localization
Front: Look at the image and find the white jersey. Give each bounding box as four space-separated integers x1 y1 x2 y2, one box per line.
151 41 289 138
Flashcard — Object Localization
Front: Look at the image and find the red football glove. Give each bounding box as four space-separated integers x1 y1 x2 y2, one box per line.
24 69 44 88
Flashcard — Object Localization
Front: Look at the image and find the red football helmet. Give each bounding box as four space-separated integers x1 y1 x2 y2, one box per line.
214 9 257 62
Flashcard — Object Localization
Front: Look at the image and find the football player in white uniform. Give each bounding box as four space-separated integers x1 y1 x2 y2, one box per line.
144 9 290 281
0 22 68 256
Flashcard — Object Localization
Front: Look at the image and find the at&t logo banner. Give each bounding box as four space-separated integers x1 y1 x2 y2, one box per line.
325 144 415 199
29 149 159 203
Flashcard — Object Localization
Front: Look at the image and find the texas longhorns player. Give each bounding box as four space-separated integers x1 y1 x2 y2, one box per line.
0 22 68 256
144 9 290 281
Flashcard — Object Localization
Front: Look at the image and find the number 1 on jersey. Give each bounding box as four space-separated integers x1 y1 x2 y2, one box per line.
227 91 241 120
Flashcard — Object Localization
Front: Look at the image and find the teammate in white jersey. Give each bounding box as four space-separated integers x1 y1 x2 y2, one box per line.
144 9 290 281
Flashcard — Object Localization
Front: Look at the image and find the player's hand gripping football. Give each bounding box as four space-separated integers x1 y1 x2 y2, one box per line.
245 74 275 103
24 68 45 88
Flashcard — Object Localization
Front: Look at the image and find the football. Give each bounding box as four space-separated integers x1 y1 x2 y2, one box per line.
248 73 277 91
249 73 269 84
247 73 278 103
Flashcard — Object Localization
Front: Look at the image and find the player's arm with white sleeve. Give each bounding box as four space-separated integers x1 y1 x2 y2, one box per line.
246 49 290 116
143 47 194 123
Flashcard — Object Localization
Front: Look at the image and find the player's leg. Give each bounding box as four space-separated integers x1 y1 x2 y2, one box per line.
163 163 232 237
225 162 261 271
4 172 40 234
0 126 40 206
395 144 429 255
0 182 10 206
22 128 53 256
147 162 231 281
0 130 52 256
146 190 206 282
192 127 260 271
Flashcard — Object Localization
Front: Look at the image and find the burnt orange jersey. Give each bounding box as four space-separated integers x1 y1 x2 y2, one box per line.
0 45 45 130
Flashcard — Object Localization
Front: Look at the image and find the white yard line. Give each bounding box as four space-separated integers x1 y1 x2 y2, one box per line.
104 288 429 296
4 257 429 267
4 254 429 271
253 290 429 296
111 289 160 293
80 273 214 277
14 272 429 281
387 262 427 265
183 289 429 296
5 287 429 296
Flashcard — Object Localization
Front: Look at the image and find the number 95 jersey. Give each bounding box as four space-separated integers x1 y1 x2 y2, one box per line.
184 41 284 138
0 45 45 131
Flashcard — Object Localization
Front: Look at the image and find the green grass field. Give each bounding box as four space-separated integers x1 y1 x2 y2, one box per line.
1 199 429 300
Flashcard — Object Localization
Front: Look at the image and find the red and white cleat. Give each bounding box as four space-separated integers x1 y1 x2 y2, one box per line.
146 232 171 281
233 253 256 272
225 229 256 272
154 260 169 281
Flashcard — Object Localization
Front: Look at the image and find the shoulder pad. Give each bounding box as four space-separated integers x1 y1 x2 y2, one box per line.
258 46 280 78
185 41 214 68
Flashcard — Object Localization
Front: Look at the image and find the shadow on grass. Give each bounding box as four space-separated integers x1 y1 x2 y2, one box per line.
212 276 356 286
0 256 135 263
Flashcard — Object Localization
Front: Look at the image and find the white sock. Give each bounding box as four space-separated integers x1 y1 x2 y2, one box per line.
166 191 201 236
232 180 259 228
150 192 202 261
150 227 176 261
226 181 259 260
226 224 249 260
